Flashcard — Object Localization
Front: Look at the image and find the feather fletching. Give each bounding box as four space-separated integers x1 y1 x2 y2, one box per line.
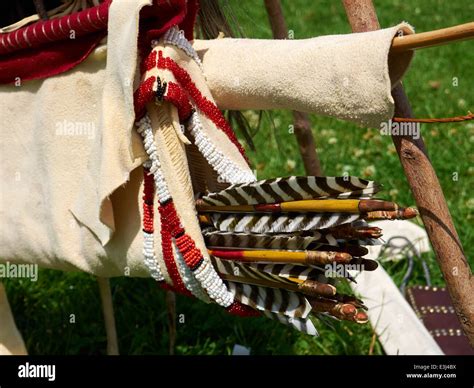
201 176 381 206
263 311 318 336
207 212 361 233
226 281 312 319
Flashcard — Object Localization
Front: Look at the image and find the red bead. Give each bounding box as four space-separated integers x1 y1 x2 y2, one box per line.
158 200 192 296
226 302 260 317
133 76 156 119
164 82 192 120
141 50 157 74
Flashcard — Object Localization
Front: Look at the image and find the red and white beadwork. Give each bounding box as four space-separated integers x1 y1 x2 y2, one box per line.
136 116 171 203
173 241 209 301
156 51 248 161
141 160 165 282
136 113 233 307
157 28 256 183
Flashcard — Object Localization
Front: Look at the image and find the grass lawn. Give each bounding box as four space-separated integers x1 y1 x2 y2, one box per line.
4 0 473 355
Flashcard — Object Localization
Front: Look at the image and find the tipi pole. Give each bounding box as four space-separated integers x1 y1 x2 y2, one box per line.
342 0 474 347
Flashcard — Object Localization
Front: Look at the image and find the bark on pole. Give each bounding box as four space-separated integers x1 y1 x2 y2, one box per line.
343 0 474 347
263 0 323 176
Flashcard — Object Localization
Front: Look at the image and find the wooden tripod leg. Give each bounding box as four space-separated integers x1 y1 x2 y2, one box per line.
97 277 119 355
264 0 323 176
342 0 474 347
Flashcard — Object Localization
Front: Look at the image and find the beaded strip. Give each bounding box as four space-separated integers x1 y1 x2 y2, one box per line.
141 160 165 282
226 300 261 317
137 116 190 295
157 74 254 184
188 111 255 183
137 115 234 307
173 241 209 301
162 26 203 69
160 214 191 295
141 50 158 75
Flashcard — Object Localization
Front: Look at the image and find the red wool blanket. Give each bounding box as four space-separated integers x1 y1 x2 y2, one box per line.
0 0 198 84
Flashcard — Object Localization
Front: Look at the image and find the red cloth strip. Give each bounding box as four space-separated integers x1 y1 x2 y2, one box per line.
0 32 105 84
156 51 249 163
0 0 198 85
0 1 111 55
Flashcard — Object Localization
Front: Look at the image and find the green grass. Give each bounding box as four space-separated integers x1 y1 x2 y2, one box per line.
4 0 473 355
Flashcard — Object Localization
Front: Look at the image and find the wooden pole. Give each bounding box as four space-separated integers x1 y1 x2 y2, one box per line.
263 0 323 176
97 277 119 355
165 290 177 355
391 22 474 53
342 0 474 347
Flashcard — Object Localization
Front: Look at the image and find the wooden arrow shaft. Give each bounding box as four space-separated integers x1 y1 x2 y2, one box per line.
197 199 397 213
391 22 474 53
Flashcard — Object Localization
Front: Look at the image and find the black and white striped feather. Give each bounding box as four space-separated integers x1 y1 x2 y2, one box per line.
207 212 360 233
204 230 318 250
212 257 296 287
202 176 380 206
225 279 312 319
203 229 381 250
263 311 318 336
227 282 318 336
248 263 329 283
